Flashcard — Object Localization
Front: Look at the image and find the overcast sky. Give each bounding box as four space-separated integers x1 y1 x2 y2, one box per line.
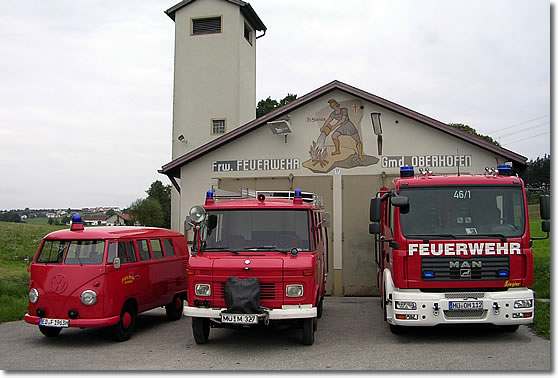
0 0 551 210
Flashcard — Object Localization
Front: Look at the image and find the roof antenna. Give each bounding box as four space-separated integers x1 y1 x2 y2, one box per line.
457 147 460 176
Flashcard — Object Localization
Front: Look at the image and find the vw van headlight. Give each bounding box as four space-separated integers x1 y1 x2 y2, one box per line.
29 288 39 304
195 284 211 297
80 290 97 306
286 284 304 298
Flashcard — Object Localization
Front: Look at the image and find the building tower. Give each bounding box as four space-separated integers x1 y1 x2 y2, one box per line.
165 0 266 159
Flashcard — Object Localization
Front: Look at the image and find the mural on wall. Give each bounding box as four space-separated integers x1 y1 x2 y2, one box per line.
303 99 379 173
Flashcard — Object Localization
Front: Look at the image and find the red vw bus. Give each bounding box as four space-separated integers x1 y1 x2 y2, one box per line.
24 215 189 341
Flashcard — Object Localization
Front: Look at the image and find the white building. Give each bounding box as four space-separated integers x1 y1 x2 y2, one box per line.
159 0 527 296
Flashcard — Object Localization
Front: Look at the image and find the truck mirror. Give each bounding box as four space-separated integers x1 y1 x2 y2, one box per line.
370 198 382 222
540 195 550 220
208 215 218 230
184 217 192 231
392 196 409 214
113 257 121 269
369 223 381 234
542 220 550 233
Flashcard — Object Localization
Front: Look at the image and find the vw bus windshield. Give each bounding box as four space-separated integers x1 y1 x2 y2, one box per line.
399 186 525 239
195 210 311 252
36 240 105 265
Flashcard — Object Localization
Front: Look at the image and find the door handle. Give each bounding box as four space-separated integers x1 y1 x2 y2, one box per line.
134 274 140 278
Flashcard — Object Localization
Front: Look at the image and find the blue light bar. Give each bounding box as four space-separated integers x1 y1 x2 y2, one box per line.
400 166 414 177
497 269 509 277
294 189 302 198
497 165 512 176
206 190 214 199
72 214 82 224
423 271 434 278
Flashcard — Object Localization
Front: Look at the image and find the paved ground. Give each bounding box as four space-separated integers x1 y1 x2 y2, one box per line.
0 297 550 371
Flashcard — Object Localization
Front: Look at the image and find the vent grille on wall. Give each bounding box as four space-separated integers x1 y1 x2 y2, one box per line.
192 17 222 35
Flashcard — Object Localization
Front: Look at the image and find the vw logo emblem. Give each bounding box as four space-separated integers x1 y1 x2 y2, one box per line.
244 259 251 265
51 274 68 294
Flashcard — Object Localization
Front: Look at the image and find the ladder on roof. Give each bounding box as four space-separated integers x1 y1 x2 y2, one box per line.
211 187 323 206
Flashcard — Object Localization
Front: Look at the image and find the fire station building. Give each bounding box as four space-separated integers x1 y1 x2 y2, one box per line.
159 0 527 296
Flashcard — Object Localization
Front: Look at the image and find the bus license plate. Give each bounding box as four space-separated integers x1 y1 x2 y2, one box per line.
39 318 70 327
220 314 259 324
449 301 483 310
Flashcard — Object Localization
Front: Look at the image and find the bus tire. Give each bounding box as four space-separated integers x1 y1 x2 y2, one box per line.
39 326 62 337
165 296 184 321
114 302 137 342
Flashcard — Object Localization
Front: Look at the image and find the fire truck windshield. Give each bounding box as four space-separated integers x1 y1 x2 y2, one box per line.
399 186 525 239
196 209 311 252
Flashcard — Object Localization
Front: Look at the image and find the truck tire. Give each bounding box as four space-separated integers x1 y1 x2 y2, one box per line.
114 303 137 342
389 323 406 335
165 296 184 321
39 326 62 337
499 325 519 332
192 317 210 344
317 297 324 319
302 317 316 345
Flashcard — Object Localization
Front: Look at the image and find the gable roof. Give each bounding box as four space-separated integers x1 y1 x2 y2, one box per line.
160 80 527 179
165 0 266 31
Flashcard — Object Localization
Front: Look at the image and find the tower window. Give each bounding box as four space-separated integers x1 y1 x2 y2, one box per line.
212 119 226 135
244 22 253 44
192 16 222 35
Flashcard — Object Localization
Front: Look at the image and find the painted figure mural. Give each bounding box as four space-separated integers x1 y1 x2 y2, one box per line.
303 98 379 173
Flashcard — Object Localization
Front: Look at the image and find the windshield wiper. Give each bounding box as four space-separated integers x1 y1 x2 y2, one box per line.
245 246 288 253
458 233 508 241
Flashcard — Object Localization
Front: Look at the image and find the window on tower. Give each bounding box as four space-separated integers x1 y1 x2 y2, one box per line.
192 16 222 35
244 22 253 44
212 119 226 135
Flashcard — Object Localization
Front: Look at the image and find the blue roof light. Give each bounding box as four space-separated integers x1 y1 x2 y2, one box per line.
400 166 414 177
294 189 302 198
206 190 214 199
72 214 82 224
497 165 513 176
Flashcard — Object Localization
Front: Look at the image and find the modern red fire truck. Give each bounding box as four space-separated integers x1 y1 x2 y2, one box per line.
369 165 550 333
184 189 328 345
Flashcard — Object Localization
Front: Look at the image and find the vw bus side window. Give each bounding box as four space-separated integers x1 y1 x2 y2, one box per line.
137 240 151 261
107 241 137 264
163 239 175 257
36 240 68 264
65 240 105 265
151 239 164 259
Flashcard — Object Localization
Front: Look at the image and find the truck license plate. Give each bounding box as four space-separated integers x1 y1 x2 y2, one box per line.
39 318 70 327
449 301 483 310
220 314 259 324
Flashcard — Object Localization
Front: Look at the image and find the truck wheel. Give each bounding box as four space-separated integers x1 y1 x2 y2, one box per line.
317 297 324 319
192 317 210 344
165 296 184 321
114 303 137 342
39 326 62 337
499 325 519 332
389 323 406 335
302 317 316 345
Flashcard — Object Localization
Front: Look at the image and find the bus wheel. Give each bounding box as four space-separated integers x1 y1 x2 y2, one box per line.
192 317 210 344
114 303 137 341
165 296 184 321
302 317 316 345
39 326 62 337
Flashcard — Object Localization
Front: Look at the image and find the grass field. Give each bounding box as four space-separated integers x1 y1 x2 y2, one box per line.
0 218 551 338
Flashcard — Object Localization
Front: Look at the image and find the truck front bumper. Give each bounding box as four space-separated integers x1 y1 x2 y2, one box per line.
183 304 316 320
388 288 534 327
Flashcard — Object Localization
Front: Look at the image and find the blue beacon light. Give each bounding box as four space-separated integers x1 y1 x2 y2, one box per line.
400 166 414 177
206 190 214 199
497 165 512 176
294 189 302 198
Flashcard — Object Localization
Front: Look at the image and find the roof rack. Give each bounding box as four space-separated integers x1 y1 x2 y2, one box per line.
211 188 323 206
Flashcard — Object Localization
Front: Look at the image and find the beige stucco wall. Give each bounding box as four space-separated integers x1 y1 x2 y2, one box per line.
171 0 257 160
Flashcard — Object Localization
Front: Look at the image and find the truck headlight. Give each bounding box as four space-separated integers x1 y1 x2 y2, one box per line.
29 288 39 304
286 284 304 298
80 290 97 306
195 284 211 297
514 299 533 309
395 301 417 310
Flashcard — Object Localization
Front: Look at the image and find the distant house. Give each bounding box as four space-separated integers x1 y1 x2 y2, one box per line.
82 215 107 226
105 213 130 226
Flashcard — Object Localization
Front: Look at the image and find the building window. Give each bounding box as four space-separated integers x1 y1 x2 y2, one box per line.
244 22 252 44
192 16 222 35
212 119 226 135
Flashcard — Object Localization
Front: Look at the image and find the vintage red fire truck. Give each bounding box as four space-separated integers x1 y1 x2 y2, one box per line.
369 165 550 333
184 189 328 345
24 215 189 341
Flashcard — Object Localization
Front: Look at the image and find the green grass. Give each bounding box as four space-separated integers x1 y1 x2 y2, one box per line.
0 222 65 323
528 217 550 339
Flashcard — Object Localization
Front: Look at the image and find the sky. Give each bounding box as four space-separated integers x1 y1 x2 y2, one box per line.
0 0 551 210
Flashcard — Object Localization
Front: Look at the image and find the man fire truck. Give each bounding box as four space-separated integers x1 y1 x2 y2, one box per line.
369 165 550 333
184 189 328 345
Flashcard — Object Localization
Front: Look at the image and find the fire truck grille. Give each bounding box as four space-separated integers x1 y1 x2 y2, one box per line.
444 292 485 299
421 256 510 281
443 309 487 319
218 282 276 300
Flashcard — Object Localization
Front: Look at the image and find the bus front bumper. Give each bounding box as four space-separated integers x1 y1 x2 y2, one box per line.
24 313 121 328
